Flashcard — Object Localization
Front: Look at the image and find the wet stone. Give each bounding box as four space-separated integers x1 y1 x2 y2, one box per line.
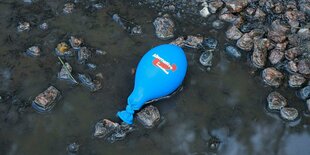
208 0 223 13
268 31 286 43
137 105 160 128
170 36 185 47
280 107 298 121
77 47 91 64
67 142 79 154
269 49 284 65
286 61 298 73
112 14 126 30
69 36 83 50
199 50 213 67
26 46 40 57
251 39 270 68
63 3 75 14
32 86 61 113
78 74 102 92
94 119 119 138
95 49 107 56
183 36 203 48
17 22 30 32
267 91 287 111
224 45 241 59
224 0 248 13
200 4 210 18
236 33 253 51
298 59 310 75
298 86 310 100
58 62 76 83
107 122 134 143
130 25 143 35
288 74 306 88
262 67 284 87
153 15 175 40
297 28 310 40
86 63 97 70
212 20 224 30
202 37 218 49
39 22 48 30
285 47 302 61
226 26 243 40
254 8 266 20
219 13 238 23
240 23 254 33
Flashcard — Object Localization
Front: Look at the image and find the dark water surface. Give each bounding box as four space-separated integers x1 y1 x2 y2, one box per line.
0 1 310 155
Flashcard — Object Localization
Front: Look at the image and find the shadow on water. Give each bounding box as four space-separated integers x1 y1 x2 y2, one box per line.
0 0 309 155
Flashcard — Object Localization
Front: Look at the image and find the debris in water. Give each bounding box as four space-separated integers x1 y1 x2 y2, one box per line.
32 86 61 113
136 105 160 128
57 58 78 84
199 50 213 67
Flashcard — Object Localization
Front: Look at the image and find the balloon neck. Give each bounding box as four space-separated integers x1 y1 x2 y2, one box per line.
117 105 135 124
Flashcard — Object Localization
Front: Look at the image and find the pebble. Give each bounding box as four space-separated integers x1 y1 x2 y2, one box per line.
267 91 287 110
78 74 102 92
67 142 79 153
63 3 75 14
136 105 160 128
87 63 97 70
251 39 269 68
130 25 143 35
285 47 302 61
17 22 30 32
269 49 284 65
280 107 298 121
298 59 310 75
153 14 175 40
237 33 253 51
183 35 203 48
26 46 40 57
200 5 210 18
288 74 306 88
224 45 241 59
212 20 224 29
170 36 185 47
262 67 284 87
298 86 310 100
32 86 61 113
226 26 243 40
224 0 248 13
57 62 77 84
94 119 119 138
202 37 218 49
199 50 213 67
208 0 223 14
39 22 48 30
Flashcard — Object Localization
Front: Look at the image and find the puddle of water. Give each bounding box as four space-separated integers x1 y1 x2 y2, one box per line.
0 1 310 155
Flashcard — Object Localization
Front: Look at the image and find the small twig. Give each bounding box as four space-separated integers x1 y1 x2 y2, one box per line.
57 57 78 84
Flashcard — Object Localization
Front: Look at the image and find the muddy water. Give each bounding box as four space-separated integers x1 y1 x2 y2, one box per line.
0 1 310 155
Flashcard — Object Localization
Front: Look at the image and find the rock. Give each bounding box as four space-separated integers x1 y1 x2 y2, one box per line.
200 5 210 17
107 122 134 143
183 36 203 48
254 8 266 20
130 25 143 35
288 74 306 88
226 26 243 40
274 42 288 51
271 20 289 33
236 33 253 51
224 45 241 59
262 67 284 87
300 1 310 16
224 0 248 13
39 22 48 30
94 119 119 138
112 14 126 30
77 47 91 64
298 59 310 75
67 142 79 153
208 0 223 13
269 49 284 65
286 61 298 73
26 46 40 57
170 36 185 47
240 23 254 33
251 38 270 68
95 49 107 55
285 47 302 61
202 37 218 49
55 42 73 57
268 30 286 43
212 20 225 29
298 86 310 100
267 91 287 110
219 13 238 23
63 3 75 14
287 34 300 46
57 62 77 84
199 50 213 67
285 10 304 28
297 28 310 40
69 36 83 50
86 63 97 70
280 107 298 121
153 15 175 40
249 29 266 39
273 2 284 14
137 105 160 128
32 86 61 113
17 22 30 32
78 74 102 92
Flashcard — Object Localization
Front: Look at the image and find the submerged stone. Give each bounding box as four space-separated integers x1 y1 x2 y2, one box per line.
57 62 77 84
26 46 40 57
298 59 310 75
202 37 218 49
69 36 83 50
17 22 30 32
212 20 224 29
288 74 306 88
77 47 91 64
269 49 284 65
199 50 213 67
39 22 48 30
237 33 253 51
63 3 75 14
226 26 243 40
67 142 79 154
298 86 310 100
32 86 61 113
153 15 175 40
170 36 185 47
184 36 203 48
224 45 241 59
94 119 119 138
267 91 287 110
137 105 160 128
78 74 101 92
280 107 298 121
262 67 284 87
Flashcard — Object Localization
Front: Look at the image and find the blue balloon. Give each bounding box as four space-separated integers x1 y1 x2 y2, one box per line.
117 44 187 124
